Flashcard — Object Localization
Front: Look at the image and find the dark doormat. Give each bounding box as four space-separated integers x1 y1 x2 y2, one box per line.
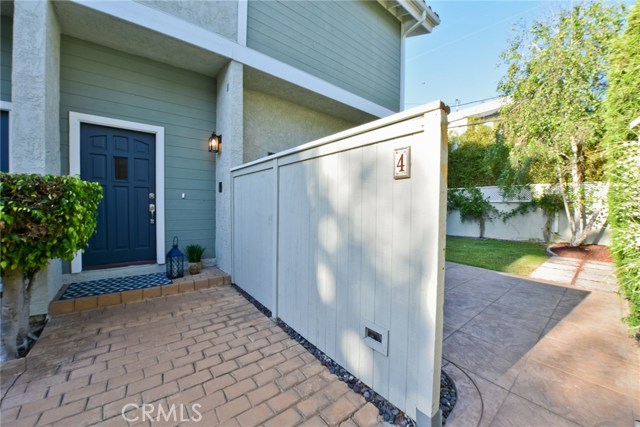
60 273 172 300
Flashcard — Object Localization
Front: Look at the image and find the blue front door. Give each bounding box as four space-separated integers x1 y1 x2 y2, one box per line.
81 124 156 268
1 110 8 172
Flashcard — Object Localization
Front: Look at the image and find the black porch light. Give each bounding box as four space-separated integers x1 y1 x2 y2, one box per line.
166 236 185 279
208 132 222 153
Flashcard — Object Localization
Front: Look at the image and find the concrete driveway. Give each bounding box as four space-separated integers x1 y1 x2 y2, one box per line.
443 262 640 427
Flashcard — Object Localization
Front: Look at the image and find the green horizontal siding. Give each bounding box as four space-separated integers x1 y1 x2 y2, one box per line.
247 0 401 111
1 15 12 102
60 36 217 259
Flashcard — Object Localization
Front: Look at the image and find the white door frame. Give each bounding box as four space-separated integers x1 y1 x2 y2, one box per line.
69 112 165 273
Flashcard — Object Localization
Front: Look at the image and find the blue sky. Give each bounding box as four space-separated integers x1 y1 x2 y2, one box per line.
404 1 552 110
403 1 629 110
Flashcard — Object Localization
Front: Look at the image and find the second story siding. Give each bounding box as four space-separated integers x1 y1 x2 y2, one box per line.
247 0 401 111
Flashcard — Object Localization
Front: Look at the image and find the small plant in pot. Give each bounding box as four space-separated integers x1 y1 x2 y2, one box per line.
185 244 206 275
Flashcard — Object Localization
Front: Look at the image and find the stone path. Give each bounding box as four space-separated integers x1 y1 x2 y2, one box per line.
0 286 379 427
530 256 618 292
2 263 637 427
443 262 639 427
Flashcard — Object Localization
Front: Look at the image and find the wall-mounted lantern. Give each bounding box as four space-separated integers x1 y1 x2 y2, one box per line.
208 133 222 153
166 236 185 279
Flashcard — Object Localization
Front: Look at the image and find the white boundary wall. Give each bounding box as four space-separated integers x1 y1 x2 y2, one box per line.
447 184 611 244
231 102 449 424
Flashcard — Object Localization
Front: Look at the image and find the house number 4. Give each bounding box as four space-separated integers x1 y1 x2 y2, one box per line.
394 147 411 179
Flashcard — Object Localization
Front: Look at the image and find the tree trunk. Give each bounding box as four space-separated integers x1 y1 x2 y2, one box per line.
17 275 34 350
1 269 25 362
577 182 610 246
542 209 553 242
556 166 575 235
479 217 486 239
572 201 606 247
569 137 584 246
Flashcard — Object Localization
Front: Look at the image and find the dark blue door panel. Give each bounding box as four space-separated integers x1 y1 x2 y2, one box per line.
81 124 156 268
1 111 8 172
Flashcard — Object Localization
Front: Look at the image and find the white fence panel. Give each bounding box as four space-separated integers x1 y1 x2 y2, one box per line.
231 102 449 424
232 162 275 311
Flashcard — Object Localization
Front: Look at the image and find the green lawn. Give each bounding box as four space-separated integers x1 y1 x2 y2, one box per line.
445 236 551 276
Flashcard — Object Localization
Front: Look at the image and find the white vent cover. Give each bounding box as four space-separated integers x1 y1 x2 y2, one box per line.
361 320 389 356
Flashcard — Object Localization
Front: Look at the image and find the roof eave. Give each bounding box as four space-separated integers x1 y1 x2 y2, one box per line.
378 0 440 36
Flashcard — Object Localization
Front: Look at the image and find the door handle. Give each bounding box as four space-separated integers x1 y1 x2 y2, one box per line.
149 203 156 224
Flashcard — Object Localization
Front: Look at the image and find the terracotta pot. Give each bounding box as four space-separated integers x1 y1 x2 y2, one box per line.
188 262 202 275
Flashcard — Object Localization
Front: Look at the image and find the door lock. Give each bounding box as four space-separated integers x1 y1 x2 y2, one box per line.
149 203 156 224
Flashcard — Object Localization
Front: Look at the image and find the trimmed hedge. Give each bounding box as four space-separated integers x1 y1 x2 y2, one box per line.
0 173 103 274
603 2 640 335
448 122 498 188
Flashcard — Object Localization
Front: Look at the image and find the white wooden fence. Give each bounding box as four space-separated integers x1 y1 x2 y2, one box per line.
231 102 449 424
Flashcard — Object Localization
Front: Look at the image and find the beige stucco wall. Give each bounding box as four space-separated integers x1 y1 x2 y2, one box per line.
215 61 244 275
136 0 238 41
243 90 357 163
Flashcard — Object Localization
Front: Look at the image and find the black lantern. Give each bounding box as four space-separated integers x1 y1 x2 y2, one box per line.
166 236 185 279
208 132 222 153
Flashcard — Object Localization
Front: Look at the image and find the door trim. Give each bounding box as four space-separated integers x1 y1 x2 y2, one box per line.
69 112 165 273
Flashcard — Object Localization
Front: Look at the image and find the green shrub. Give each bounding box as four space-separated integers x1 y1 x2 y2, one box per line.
448 120 500 188
603 1 640 336
185 244 206 263
447 187 499 238
1 174 103 272
0 173 102 360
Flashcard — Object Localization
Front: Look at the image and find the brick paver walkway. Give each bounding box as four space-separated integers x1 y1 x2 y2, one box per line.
0 286 380 427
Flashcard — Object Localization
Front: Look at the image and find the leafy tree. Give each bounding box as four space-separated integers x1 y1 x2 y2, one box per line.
0 174 102 361
497 1 625 246
603 1 640 335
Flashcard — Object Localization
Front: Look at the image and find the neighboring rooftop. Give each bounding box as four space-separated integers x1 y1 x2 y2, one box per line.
448 98 505 122
447 98 506 135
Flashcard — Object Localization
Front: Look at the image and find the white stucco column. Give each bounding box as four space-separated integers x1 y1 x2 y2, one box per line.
11 0 62 315
215 61 244 275
11 0 61 174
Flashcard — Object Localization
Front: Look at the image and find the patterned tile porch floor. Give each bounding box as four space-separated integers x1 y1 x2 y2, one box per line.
60 273 173 300
0 286 380 427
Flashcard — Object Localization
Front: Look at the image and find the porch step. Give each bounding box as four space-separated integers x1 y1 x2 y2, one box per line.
49 267 231 316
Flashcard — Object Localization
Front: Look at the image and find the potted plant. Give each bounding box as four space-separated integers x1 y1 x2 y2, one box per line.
185 244 206 275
